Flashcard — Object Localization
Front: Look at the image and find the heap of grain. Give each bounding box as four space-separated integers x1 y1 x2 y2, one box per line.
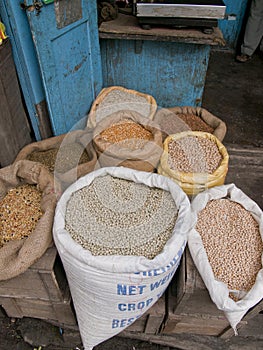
158 131 229 196
15 130 98 191
93 110 163 172
0 184 42 248
154 106 227 141
27 143 90 173
65 174 178 259
196 199 263 295
87 86 157 128
188 184 263 331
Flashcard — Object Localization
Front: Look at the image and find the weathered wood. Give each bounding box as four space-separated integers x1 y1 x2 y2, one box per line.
0 39 32 167
54 0 82 29
0 246 68 302
99 14 225 46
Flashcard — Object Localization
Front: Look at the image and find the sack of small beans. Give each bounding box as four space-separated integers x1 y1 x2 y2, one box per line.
154 106 227 142
87 86 158 128
188 183 263 333
0 160 60 280
53 166 192 350
15 128 99 191
92 110 163 172
158 131 229 196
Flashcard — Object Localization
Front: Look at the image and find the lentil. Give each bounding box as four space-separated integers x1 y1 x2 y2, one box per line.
196 199 263 293
176 113 214 133
95 89 151 123
167 136 222 174
0 184 42 247
65 175 178 259
27 143 90 173
100 119 153 150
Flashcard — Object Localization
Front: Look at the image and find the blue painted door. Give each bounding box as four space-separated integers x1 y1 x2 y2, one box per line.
0 1 47 140
24 0 102 135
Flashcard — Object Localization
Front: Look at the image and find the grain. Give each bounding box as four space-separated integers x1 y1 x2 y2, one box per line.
95 89 151 122
167 135 222 174
0 184 42 247
176 113 214 133
27 143 90 173
65 175 178 259
196 199 263 293
100 119 153 150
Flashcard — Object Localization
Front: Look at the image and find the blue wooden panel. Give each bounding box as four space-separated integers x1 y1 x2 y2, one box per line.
25 0 103 135
0 1 46 140
219 0 248 48
100 39 210 108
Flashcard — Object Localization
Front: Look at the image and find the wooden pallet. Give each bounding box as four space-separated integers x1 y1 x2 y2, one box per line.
162 247 263 339
0 245 77 327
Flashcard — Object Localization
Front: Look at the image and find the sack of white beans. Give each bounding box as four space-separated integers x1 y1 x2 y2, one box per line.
188 183 263 333
53 167 192 349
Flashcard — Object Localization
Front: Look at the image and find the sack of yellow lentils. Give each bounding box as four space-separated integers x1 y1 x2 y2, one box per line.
15 128 99 191
0 160 60 280
158 131 229 196
87 86 157 128
93 110 163 172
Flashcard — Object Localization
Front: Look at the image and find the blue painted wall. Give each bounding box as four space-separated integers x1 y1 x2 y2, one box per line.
101 39 210 108
219 0 249 48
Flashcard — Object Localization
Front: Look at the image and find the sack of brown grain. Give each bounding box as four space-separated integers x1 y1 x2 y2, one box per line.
154 106 227 142
92 110 163 172
0 160 60 280
188 184 263 333
158 131 229 196
15 128 99 191
87 86 158 128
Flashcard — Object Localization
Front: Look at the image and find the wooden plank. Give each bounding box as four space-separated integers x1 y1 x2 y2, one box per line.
0 39 32 167
99 14 225 46
54 0 82 29
0 247 68 302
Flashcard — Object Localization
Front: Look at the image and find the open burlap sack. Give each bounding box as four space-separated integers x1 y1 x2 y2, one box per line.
15 128 99 191
87 86 157 128
92 110 163 172
154 106 227 142
0 160 60 281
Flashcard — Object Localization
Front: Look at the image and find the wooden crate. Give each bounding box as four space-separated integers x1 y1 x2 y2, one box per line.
162 247 263 338
0 246 77 328
0 246 68 302
125 296 166 335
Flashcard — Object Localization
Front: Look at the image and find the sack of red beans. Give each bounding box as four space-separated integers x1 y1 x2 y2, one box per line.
188 183 263 333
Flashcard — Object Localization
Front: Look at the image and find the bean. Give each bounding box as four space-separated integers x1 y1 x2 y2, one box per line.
65 175 178 259
196 199 263 294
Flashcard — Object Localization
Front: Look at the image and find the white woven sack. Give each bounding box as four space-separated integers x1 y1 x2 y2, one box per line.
53 167 192 349
189 183 263 333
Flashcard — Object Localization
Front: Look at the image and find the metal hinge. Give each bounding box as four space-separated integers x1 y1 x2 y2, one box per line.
20 1 43 16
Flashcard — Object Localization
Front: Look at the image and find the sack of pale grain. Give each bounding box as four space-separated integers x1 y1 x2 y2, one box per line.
188 183 263 333
93 110 163 172
154 106 227 142
87 86 157 128
0 160 60 280
15 128 99 191
53 166 192 350
158 131 229 196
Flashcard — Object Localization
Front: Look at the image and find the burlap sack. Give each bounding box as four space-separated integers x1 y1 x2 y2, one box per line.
158 131 229 196
0 160 60 281
15 128 99 191
154 106 227 142
92 110 163 172
87 86 157 128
